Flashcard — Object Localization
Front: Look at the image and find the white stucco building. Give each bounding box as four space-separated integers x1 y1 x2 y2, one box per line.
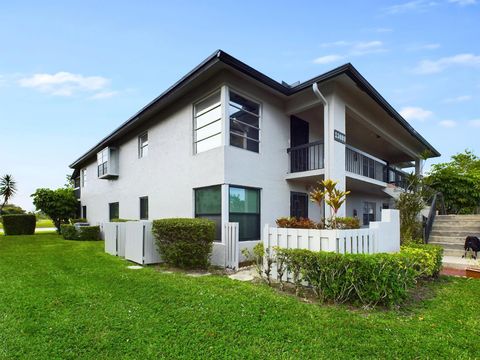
70 50 439 252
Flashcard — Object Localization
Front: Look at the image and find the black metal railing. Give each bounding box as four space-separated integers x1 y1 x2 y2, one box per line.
423 192 446 243
287 141 324 173
345 146 385 182
385 167 408 189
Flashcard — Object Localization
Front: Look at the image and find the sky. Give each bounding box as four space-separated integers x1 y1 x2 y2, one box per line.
0 0 479 210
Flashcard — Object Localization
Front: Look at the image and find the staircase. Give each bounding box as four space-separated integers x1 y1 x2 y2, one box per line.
429 215 480 257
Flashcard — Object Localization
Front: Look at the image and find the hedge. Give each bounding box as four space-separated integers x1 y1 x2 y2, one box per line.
152 218 215 269
272 244 443 307
401 243 444 278
60 224 100 241
1 214 36 235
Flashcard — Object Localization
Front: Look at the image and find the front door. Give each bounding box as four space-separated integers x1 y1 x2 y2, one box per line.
290 192 309 219
290 116 309 172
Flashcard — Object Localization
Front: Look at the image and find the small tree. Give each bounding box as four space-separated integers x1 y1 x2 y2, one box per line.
0 174 17 214
31 188 78 232
310 179 350 229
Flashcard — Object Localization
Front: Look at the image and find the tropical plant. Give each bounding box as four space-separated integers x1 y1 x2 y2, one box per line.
310 179 350 229
425 150 480 214
31 188 78 232
0 174 17 215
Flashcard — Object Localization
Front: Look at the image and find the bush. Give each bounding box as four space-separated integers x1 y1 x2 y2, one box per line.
60 225 100 241
1 214 36 235
276 217 318 229
276 248 420 307
332 217 360 229
111 218 135 223
70 218 87 224
152 218 215 269
61 224 78 240
401 243 443 278
78 226 100 241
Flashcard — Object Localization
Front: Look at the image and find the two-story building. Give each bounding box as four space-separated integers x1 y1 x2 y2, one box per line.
70 50 439 253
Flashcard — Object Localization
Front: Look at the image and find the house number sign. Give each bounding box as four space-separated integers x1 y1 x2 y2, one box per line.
334 130 346 144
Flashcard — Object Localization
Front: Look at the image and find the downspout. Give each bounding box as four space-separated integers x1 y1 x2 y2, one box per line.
312 83 330 218
312 82 329 178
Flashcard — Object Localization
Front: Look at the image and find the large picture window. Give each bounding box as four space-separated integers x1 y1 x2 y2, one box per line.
194 186 221 241
229 91 260 153
229 186 260 241
194 91 222 154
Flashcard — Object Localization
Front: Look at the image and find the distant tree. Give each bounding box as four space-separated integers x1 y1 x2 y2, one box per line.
31 188 78 232
0 174 17 214
0 204 25 216
425 150 480 214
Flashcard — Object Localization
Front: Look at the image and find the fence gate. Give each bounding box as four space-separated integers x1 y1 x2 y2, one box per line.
225 222 239 270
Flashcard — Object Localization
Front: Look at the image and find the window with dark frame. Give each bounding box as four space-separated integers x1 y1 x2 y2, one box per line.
109 202 119 221
229 186 260 241
82 205 87 220
97 148 108 177
363 202 376 226
138 132 149 158
139 196 149 220
194 186 221 241
194 91 222 154
229 91 260 153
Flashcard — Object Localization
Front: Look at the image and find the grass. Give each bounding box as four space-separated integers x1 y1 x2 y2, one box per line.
0 218 54 229
0 234 479 359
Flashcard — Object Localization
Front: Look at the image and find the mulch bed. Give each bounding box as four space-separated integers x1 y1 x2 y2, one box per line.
440 267 466 277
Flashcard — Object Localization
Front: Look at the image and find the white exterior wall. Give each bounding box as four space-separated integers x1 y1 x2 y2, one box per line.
346 192 391 226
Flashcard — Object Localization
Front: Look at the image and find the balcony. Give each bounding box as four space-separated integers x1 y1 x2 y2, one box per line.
287 141 324 174
345 145 386 183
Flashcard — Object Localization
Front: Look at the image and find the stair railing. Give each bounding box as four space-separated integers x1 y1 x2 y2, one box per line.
423 192 445 243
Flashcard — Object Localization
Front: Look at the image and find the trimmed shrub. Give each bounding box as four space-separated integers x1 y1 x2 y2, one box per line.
61 224 78 240
78 226 100 241
333 217 360 229
276 217 318 229
2 214 36 235
70 218 87 224
152 218 215 269
111 218 135 223
401 243 443 278
60 225 100 241
276 248 418 307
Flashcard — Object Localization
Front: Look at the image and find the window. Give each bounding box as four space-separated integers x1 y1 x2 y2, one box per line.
229 91 260 152
82 205 87 220
109 202 119 221
194 186 221 241
229 186 260 241
290 192 308 219
363 202 376 226
81 168 87 187
140 196 149 220
194 91 222 154
97 148 109 177
138 132 148 158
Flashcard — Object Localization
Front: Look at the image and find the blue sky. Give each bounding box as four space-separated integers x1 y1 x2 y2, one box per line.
0 0 479 210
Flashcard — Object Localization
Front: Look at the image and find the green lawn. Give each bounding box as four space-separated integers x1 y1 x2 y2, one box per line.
0 219 54 229
0 234 479 359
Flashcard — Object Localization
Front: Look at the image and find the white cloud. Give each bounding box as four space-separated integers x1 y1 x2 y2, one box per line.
409 43 440 51
384 0 438 14
18 71 110 96
469 119 480 127
314 40 386 64
400 106 433 121
443 95 472 103
373 27 393 33
438 120 457 128
313 54 345 64
449 0 477 5
90 90 119 100
413 53 480 74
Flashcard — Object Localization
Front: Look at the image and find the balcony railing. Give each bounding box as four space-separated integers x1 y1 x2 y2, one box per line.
345 146 386 182
287 141 324 173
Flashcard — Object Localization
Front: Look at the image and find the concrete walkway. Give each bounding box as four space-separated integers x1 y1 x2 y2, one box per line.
443 255 478 270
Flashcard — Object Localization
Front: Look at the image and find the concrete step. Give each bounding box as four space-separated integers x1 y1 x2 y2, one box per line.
432 222 480 229
441 248 470 257
442 255 479 270
429 235 469 243
429 241 465 250
430 230 480 237
435 215 480 221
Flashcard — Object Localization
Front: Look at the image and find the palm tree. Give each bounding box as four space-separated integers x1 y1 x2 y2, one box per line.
0 174 17 214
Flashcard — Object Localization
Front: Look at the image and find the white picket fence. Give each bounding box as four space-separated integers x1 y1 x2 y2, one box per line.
103 221 160 265
264 209 400 255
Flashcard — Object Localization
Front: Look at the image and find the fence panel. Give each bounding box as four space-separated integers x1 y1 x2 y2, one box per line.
225 222 239 270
